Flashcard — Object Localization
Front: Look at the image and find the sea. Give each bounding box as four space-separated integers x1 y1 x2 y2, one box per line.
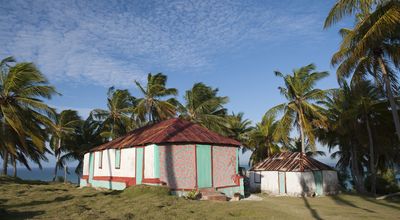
7 167 79 184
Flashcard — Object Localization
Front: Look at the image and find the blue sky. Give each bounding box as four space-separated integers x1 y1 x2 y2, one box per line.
1 0 352 168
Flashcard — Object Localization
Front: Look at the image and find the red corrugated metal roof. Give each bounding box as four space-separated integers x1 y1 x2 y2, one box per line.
251 152 333 172
91 118 241 151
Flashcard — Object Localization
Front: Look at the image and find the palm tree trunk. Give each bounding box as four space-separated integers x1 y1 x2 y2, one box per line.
12 156 17 178
53 138 61 181
298 114 305 154
365 116 376 196
2 149 8 175
378 57 400 141
350 145 366 193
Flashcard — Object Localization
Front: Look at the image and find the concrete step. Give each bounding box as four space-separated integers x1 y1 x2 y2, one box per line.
201 194 228 201
199 188 228 201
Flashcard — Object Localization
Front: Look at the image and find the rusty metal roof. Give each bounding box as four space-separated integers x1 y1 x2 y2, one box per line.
91 118 241 151
251 152 334 172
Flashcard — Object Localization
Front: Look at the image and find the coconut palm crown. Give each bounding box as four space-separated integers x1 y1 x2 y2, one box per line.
266 64 329 154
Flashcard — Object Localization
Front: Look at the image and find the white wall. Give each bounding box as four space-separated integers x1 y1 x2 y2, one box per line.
144 144 155 178
323 170 339 195
82 153 90 175
253 170 338 196
286 172 316 196
261 171 279 194
93 148 136 177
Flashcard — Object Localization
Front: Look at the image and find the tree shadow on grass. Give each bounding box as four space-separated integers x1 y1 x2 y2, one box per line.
359 195 400 210
0 208 45 220
302 196 323 220
39 188 68 192
103 190 122 196
299 177 323 220
6 195 74 208
330 195 375 213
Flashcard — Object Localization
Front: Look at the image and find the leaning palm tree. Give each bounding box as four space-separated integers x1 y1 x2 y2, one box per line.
266 64 329 154
0 122 50 177
91 87 135 140
49 110 81 181
135 73 178 123
324 0 400 43
332 20 400 141
0 56 57 175
180 82 228 134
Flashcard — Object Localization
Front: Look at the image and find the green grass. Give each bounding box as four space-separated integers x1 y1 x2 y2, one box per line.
0 176 399 219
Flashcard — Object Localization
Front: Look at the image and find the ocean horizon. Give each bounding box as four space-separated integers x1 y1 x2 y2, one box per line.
7 167 79 184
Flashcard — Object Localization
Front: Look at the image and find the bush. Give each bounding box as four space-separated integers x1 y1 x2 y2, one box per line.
185 189 200 200
365 169 400 195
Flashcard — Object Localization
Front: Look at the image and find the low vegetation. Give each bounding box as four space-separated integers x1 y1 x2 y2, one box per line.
1 177 399 220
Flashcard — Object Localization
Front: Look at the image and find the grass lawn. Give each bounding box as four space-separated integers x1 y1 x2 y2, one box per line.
0 176 399 220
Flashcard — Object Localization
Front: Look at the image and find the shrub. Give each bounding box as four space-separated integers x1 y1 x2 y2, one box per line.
365 169 400 195
185 189 199 200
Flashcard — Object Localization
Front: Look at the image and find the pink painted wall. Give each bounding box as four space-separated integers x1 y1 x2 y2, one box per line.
159 145 196 189
213 146 237 187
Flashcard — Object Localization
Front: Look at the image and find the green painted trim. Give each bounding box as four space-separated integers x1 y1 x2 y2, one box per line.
136 148 144 184
196 144 212 188
88 153 94 184
154 145 160 178
115 149 121 169
313 171 323 196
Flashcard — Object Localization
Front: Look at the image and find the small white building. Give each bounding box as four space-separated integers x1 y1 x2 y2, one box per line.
249 152 339 196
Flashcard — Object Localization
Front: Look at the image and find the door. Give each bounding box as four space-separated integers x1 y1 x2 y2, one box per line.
136 148 144 184
196 145 212 188
279 172 286 194
88 153 94 184
314 171 323 196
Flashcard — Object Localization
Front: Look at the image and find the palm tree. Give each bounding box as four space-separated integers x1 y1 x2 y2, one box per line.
266 64 329 154
91 87 135 140
282 138 326 157
224 112 253 143
0 123 51 177
50 110 81 182
319 85 367 193
60 115 104 182
324 0 400 42
328 2 400 141
135 73 178 123
247 115 281 165
0 57 57 175
180 82 228 133
319 80 393 194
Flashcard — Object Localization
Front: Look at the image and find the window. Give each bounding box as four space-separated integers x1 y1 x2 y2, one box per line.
98 151 103 169
254 171 261 184
115 149 121 169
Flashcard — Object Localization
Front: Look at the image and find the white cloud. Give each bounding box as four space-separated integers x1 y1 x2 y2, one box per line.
0 0 324 87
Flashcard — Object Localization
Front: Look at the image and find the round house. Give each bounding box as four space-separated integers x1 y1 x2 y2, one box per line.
249 152 339 196
80 118 244 198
